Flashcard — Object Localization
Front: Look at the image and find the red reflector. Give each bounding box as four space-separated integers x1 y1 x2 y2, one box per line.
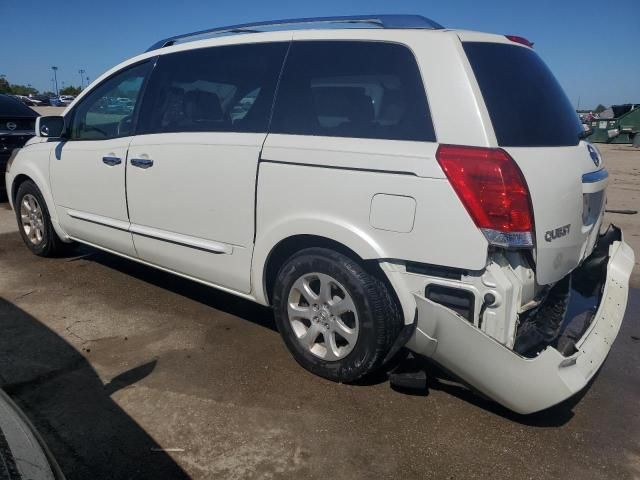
436 145 533 233
505 35 534 48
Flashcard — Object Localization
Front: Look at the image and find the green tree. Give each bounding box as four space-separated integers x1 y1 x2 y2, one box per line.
10 84 38 96
0 75 39 96
59 85 81 96
594 104 606 114
0 75 10 94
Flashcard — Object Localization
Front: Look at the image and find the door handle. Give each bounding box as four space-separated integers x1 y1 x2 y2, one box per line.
130 158 154 169
102 156 122 166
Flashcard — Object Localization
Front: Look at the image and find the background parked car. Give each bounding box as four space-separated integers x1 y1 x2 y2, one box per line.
12 95 40 107
0 94 38 199
30 94 53 106
59 95 75 106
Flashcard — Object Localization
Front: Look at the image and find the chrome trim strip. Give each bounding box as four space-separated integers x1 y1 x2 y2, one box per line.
130 224 232 254
66 210 233 255
582 169 609 184
66 209 130 232
0 130 35 136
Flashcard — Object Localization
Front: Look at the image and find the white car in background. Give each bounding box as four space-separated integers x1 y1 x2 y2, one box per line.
4 15 634 414
58 95 75 106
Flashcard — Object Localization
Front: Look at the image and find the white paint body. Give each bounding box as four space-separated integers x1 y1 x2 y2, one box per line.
5 27 634 414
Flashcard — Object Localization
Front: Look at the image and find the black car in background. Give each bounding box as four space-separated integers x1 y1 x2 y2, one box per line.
0 94 38 199
31 94 53 106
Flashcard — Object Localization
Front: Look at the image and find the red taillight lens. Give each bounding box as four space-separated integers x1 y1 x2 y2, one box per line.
505 35 534 48
436 145 534 247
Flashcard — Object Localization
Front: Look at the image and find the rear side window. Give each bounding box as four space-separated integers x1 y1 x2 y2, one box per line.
138 42 288 134
463 42 582 147
271 41 435 142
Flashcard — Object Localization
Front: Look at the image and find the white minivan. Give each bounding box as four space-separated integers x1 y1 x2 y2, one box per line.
5 15 634 414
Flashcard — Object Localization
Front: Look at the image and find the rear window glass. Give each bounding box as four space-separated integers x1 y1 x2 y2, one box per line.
463 42 581 147
271 41 435 142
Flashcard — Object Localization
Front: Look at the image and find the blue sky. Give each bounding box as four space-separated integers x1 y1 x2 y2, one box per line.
1 0 638 108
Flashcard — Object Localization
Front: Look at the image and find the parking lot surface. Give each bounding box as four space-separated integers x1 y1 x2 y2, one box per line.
0 145 639 479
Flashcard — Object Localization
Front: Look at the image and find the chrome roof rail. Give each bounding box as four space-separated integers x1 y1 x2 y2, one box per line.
146 14 444 52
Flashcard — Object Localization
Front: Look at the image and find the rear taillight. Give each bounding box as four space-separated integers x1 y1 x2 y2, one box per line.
436 145 534 248
505 35 534 48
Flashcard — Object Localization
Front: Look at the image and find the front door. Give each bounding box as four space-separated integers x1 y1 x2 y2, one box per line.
50 62 152 256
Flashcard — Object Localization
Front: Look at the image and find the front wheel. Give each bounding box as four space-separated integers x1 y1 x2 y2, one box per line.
15 180 66 257
272 248 402 383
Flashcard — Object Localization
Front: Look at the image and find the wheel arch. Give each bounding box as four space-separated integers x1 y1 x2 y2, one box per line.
262 235 370 302
253 222 416 325
11 174 33 206
10 169 70 242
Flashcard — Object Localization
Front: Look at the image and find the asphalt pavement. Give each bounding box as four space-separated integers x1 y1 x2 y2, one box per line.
1 144 639 479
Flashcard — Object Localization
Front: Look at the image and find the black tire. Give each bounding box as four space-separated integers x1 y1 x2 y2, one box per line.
15 180 66 257
272 247 402 383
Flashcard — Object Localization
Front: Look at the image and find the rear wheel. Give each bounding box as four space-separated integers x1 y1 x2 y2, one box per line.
272 247 402 382
15 181 66 257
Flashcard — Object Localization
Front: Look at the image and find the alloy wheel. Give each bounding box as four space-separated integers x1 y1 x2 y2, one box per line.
20 194 45 245
287 272 359 361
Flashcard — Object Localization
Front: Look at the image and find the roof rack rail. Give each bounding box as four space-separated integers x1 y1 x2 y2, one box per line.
146 14 444 52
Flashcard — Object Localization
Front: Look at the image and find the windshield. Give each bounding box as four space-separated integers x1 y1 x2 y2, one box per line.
463 42 582 147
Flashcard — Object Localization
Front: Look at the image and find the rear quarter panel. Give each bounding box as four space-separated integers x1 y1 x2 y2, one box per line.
252 30 494 310
252 152 488 298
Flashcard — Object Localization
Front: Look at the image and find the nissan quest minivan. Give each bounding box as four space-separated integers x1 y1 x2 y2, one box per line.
5 15 634 414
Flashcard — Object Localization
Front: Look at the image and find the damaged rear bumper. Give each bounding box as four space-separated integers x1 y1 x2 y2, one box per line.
406 226 634 414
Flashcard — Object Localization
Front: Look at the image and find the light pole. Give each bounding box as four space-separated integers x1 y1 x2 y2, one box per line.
51 66 59 96
78 69 85 89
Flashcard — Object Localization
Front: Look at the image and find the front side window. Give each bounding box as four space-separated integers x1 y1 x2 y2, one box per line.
69 62 151 140
137 42 288 134
271 41 436 142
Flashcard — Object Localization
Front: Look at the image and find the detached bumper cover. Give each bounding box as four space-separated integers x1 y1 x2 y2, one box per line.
407 230 634 414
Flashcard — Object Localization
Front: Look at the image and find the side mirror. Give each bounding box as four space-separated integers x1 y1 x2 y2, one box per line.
36 116 65 138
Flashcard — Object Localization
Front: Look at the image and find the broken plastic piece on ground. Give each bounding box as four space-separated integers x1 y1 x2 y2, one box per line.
389 355 428 394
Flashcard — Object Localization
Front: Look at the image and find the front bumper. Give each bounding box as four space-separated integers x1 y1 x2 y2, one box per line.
406 227 634 414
